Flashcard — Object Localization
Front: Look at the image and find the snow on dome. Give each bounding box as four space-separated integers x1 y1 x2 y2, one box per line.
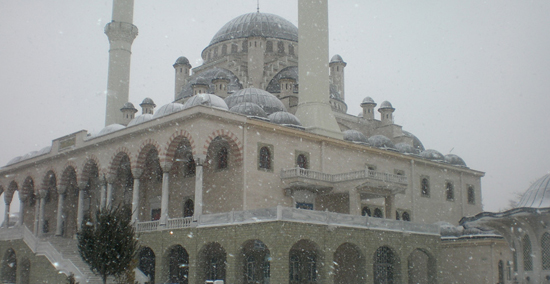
357 112 363 118
183 93 228 110
177 67 242 100
516 173 550 208
121 102 136 110
343 130 368 143
444 154 467 167
5 156 22 166
22 151 38 160
37 146 51 155
268 111 302 126
127 114 154 127
402 131 425 152
225 88 287 115
229 102 267 117
174 56 190 66
95 124 126 137
361 97 376 106
420 149 445 161
152 103 185 119
330 54 344 63
379 101 394 109
395 143 418 154
368 135 395 148
141 97 155 106
209 12 298 46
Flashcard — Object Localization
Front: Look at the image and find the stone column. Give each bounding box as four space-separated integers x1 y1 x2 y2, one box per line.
3 191 13 228
55 186 67 236
131 169 143 224
385 194 396 220
76 182 87 231
38 189 48 237
16 192 25 227
33 193 40 234
194 155 206 221
348 189 361 216
160 163 172 225
99 178 107 210
105 179 114 209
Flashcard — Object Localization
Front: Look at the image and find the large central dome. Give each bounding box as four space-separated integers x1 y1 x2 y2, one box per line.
209 12 298 46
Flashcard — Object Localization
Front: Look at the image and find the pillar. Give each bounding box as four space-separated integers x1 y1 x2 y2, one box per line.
76 182 87 231
55 186 67 236
3 191 13 228
38 189 47 236
160 164 172 225
16 193 25 227
349 189 362 216
194 155 206 221
33 193 40 234
106 182 114 209
385 195 396 220
131 169 143 224
100 178 107 210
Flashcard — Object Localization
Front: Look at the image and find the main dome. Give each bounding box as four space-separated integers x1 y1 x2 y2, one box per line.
209 12 298 46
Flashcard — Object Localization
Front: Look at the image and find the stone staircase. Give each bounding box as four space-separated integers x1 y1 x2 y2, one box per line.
46 237 106 283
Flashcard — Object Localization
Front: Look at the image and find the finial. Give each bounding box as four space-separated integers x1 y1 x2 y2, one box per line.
257 0 260 12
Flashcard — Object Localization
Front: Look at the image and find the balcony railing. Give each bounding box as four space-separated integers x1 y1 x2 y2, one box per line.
281 168 408 185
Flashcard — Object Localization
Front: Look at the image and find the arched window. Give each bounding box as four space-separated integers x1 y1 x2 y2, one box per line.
231 43 238 54
542 232 550 270
183 199 194 218
402 212 411 221
362 207 371 217
169 245 189 284
445 182 454 201
1 248 17 284
374 246 396 284
259 147 271 170
421 178 430 197
221 44 227 56
523 234 533 271
467 185 475 204
297 154 308 169
395 211 400 220
242 40 248 52
373 208 383 218
246 256 255 282
217 147 228 169
277 41 285 53
289 44 295 56
289 255 300 282
138 247 155 283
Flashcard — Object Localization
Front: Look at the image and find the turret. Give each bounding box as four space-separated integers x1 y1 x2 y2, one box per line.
329 54 347 101
192 78 209 95
120 102 138 126
173 56 192 100
212 74 230 98
279 77 296 98
360 97 377 120
378 101 395 125
140 97 156 115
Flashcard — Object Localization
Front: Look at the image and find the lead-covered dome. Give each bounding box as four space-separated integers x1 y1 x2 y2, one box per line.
229 102 267 117
343 130 368 143
209 12 298 47
225 88 286 115
127 114 154 127
152 103 185 119
368 135 395 148
516 174 550 208
177 67 242 101
183 93 228 110
420 149 445 161
444 154 467 167
268 111 301 126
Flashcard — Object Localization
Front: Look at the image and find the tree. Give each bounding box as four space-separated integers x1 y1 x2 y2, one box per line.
77 205 139 284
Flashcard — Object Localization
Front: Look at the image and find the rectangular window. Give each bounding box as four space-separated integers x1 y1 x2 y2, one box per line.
296 202 313 210
258 143 274 172
467 185 475 204
151 208 161 221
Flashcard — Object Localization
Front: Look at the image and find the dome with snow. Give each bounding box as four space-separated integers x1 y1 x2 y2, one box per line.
140 97 155 106
402 131 425 152
361 96 376 106
516 174 550 208
174 56 190 66
183 93 228 110
152 103 185 119
330 54 345 63
420 149 445 161
343 130 368 143
229 102 267 117
444 154 467 167
368 135 395 148
395 143 418 154
95 124 126 137
225 88 286 115
128 114 154 127
268 111 301 126
177 67 242 100
379 101 394 110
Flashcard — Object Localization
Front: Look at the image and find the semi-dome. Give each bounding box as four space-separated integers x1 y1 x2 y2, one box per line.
225 88 286 115
395 143 418 154
444 154 467 167
266 66 298 94
183 93 229 110
268 111 301 126
209 12 298 47
177 67 242 100
368 135 395 148
343 130 368 143
152 103 185 119
420 149 445 161
95 124 126 137
174 56 190 66
229 102 267 117
330 54 344 63
127 114 154 127
379 101 394 109
516 174 550 208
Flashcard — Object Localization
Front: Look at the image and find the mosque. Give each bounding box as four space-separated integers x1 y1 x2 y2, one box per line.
0 0 547 283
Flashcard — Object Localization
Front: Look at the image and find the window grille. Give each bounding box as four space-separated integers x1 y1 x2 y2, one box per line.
523 235 533 271
446 182 454 201
374 247 395 284
421 178 430 197
542 233 550 270
259 147 271 170
467 185 475 204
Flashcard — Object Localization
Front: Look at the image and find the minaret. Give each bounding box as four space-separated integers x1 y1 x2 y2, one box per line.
329 54 347 101
104 0 139 126
294 0 343 139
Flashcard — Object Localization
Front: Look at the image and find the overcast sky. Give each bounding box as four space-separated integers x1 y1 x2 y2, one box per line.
1 0 549 215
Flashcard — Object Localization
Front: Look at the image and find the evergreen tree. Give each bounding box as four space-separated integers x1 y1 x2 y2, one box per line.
77 205 139 284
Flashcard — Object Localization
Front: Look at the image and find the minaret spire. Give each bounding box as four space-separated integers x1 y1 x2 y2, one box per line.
104 0 138 126
257 0 260 12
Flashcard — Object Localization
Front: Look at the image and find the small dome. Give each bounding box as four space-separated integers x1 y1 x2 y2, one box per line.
174 56 190 66
268 111 302 126
330 54 344 63
357 112 363 118
420 149 445 161
6 156 22 166
444 154 467 167
37 146 51 155
395 143 418 154
152 103 185 119
183 93 229 110
516 174 550 208
96 124 126 137
127 114 154 127
343 130 368 143
361 97 376 106
368 135 395 148
141 97 155 106
120 102 136 111
225 88 287 115
22 151 38 160
229 102 267 117
402 131 425 152
379 101 394 110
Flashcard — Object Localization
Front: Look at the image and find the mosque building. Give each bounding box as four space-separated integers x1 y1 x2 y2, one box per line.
1 0 545 283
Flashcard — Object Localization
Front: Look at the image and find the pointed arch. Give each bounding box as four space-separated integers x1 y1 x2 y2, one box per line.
408 248 436 284
1 248 16 283
373 246 401 284
240 239 271 284
80 156 101 183
136 139 163 170
289 239 321 283
108 148 132 178
334 242 365 283
199 242 227 283
165 130 196 161
202 129 243 166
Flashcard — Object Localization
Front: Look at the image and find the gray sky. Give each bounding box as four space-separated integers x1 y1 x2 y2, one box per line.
1 0 549 214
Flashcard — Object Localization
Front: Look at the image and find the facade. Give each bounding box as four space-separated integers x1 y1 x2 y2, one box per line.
0 0 523 283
